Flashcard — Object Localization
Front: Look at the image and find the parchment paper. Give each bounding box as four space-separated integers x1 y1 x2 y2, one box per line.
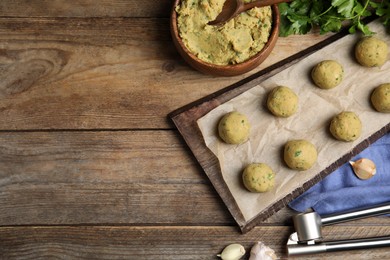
197 21 390 222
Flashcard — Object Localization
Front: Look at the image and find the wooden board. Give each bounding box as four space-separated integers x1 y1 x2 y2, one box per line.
169 22 390 233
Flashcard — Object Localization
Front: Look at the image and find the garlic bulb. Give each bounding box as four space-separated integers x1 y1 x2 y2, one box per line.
249 241 277 260
349 158 376 180
217 243 245 260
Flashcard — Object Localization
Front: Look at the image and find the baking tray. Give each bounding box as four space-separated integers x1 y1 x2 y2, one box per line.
169 19 390 233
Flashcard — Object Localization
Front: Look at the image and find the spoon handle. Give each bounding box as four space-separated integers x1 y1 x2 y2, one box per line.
239 0 292 13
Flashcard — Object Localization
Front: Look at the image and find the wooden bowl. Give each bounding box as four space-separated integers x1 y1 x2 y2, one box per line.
170 1 280 77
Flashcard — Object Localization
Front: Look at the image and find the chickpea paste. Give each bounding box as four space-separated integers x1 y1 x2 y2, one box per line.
175 0 273 65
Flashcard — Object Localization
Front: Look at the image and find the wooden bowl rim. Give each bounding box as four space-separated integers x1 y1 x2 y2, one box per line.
170 0 280 76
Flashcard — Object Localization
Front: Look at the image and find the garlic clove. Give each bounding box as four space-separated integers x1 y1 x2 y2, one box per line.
249 241 277 260
217 243 246 260
349 158 376 180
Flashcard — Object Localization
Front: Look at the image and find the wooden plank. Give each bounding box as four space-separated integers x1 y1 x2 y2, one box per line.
0 17 174 42
0 225 389 259
0 0 172 18
0 130 233 225
0 182 233 225
0 17 330 130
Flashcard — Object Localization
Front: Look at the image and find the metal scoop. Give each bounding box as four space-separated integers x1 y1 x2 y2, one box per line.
287 202 390 255
208 0 291 26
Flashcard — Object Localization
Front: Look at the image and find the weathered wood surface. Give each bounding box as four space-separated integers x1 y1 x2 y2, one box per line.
0 130 234 225
0 1 389 259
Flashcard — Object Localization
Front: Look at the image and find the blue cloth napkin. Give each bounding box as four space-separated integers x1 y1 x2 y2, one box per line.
289 132 390 216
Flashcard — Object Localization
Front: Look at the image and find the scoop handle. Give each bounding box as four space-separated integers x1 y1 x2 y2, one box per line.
325 236 390 252
239 0 292 13
287 236 390 256
321 202 390 226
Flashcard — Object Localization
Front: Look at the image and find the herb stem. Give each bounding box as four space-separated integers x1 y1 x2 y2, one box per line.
313 5 333 20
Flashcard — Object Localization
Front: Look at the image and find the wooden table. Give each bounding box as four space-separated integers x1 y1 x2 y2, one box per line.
0 1 389 259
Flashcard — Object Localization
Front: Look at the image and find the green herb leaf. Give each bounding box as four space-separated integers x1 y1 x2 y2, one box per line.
332 0 354 18
372 1 390 28
321 14 342 34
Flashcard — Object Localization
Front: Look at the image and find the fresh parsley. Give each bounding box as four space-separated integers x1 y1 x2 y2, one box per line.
279 0 390 37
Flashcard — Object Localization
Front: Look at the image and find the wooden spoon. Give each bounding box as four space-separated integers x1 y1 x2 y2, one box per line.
208 0 291 26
